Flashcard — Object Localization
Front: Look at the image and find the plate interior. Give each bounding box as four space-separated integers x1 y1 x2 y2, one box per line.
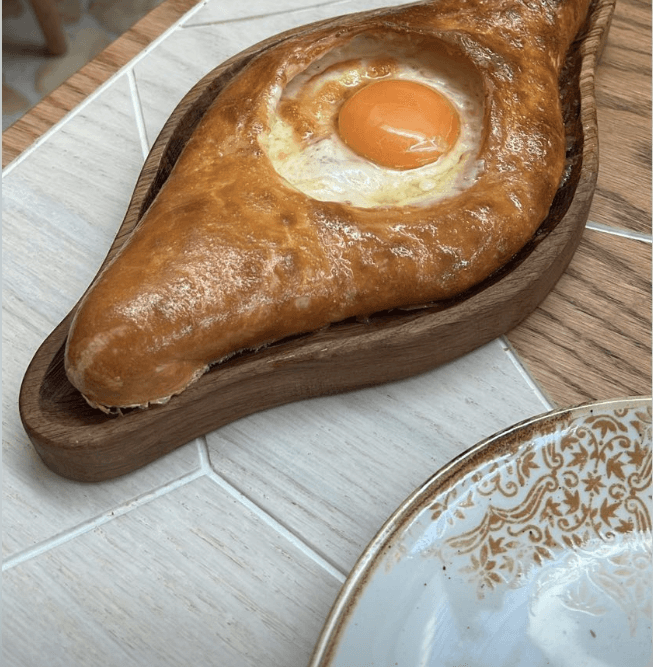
315 398 652 667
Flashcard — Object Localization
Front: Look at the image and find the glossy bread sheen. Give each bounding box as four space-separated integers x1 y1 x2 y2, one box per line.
65 0 592 411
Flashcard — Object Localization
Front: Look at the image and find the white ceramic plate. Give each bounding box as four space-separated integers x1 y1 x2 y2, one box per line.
309 397 652 667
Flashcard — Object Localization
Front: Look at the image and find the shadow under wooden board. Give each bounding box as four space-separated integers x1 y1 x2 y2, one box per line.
19 0 616 482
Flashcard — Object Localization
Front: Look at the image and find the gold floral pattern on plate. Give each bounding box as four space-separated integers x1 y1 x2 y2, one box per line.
431 402 652 600
311 398 652 667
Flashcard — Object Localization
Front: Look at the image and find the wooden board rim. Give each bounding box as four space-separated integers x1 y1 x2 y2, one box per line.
19 0 616 482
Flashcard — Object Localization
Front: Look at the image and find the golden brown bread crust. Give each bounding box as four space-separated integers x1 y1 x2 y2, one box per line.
65 0 592 410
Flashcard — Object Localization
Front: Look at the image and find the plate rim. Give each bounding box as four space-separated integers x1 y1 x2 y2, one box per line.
308 395 652 666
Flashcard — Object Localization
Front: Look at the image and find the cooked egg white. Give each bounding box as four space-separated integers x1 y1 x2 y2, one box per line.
260 34 486 208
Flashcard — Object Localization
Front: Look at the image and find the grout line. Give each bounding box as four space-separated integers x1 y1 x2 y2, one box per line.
586 220 651 243
2 0 211 177
203 467 348 584
196 435 212 471
127 69 151 158
200 434 345 582
2 468 205 572
500 335 555 411
182 0 354 28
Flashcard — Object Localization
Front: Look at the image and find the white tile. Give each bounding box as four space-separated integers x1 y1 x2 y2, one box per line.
133 0 416 146
205 340 548 572
3 383 201 564
132 24 227 147
184 0 412 24
3 74 144 325
2 74 201 560
3 476 341 667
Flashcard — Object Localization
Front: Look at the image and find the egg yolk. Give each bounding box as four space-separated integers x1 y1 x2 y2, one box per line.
338 79 461 170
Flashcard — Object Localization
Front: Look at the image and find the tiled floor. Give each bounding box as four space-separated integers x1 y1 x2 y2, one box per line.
2 0 165 130
2 1 648 666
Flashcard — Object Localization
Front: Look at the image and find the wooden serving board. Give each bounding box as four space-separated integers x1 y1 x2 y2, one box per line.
19 0 615 482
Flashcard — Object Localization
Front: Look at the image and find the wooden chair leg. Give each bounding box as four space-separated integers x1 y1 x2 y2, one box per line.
28 0 67 56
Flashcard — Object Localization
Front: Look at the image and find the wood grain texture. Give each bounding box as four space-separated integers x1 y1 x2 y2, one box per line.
1 0 204 168
18 0 613 482
506 229 652 407
590 0 651 233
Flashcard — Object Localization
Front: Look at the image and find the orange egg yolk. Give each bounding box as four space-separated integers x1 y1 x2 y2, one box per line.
338 79 461 170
